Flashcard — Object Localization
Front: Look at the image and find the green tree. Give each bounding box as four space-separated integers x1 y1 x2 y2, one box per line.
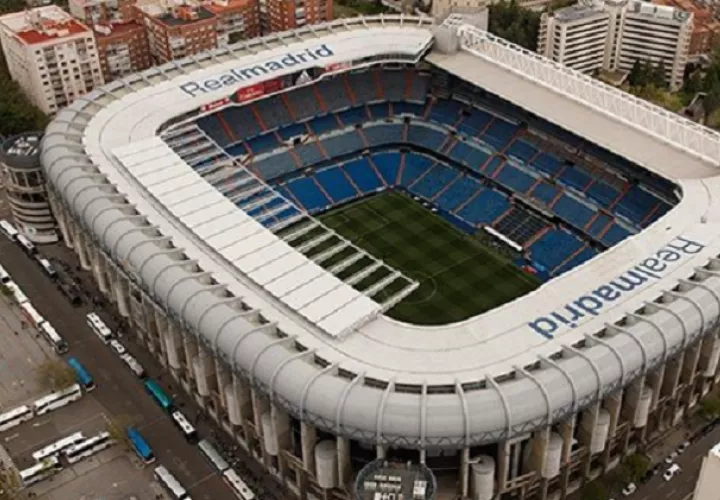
623 453 651 483
0 0 24 15
698 396 720 420
0 464 21 500
652 61 667 89
36 360 77 392
488 0 542 51
702 87 720 118
582 480 608 500
0 284 12 302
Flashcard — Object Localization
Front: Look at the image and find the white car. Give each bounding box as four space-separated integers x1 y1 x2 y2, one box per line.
109 339 126 356
663 463 681 482
664 451 678 464
621 483 636 496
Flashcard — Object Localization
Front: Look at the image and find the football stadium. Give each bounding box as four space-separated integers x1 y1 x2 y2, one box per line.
40 14 720 500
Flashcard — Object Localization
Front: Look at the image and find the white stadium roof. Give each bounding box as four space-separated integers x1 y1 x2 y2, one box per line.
42 15 720 448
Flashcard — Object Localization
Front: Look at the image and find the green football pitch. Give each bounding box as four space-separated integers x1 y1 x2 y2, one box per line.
319 191 542 325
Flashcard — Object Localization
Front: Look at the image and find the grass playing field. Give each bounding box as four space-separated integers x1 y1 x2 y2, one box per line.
319 191 541 325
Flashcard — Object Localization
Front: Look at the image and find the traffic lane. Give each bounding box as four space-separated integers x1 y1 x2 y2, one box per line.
0 238 230 500
40 240 288 498
634 424 720 500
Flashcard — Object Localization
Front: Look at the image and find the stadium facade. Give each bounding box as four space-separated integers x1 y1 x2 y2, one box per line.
40 14 720 500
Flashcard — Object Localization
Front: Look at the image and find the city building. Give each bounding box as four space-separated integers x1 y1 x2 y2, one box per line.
655 0 720 61
205 0 260 45
135 0 219 63
259 0 332 33
41 14 720 500
69 0 152 81
0 133 58 243
538 0 693 90
0 6 104 114
693 441 720 500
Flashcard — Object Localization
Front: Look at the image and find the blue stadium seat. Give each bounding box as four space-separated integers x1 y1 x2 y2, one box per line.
196 114 230 146
367 103 390 119
529 229 585 273
407 123 448 151
448 141 490 168
309 115 340 135
615 185 663 225
251 151 298 180
506 140 538 163
458 109 492 136
554 247 598 275
350 72 379 103
586 180 620 209
457 189 510 226
285 86 320 122
531 152 564 176
315 78 352 111
264 205 303 229
224 106 262 138
294 142 326 167
408 73 430 102
430 100 463 125
435 176 483 212
409 163 458 200
337 107 369 127
482 119 519 150
245 133 281 155
529 181 559 206
553 193 596 229
601 222 634 246
245 195 285 218
277 123 307 141
401 154 434 186
321 131 364 158
315 166 359 203
285 176 331 213
344 157 384 193
586 213 612 238
255 97 292 130
392 102 425 117
494 163 537 194
225 142 248 158
372 152 402 185
482 156 505 177
382 70 407 102
363 123 404 146
559 165 592 191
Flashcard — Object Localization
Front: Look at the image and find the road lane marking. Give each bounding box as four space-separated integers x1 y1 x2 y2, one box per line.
665 488 676 499
4 433 18 442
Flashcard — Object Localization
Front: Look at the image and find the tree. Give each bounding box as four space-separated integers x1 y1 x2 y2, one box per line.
698 396 720 421
651 61 667 89
582 480 608 500
36 360 77 392
0 285 12 302
0 0 24 15
105 414 136 450
702 87 720 118
0 464 21 500
488 1 542 51
622 453 651 483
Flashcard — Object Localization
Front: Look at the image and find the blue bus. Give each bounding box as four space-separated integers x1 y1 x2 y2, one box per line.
127 426 155 464
144 379 173 411
67 358 95 391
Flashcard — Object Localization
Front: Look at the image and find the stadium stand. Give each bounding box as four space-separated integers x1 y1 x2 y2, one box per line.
191 69 676 278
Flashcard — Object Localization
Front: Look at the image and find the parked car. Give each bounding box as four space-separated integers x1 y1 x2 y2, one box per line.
663 463 681 482
664 451 678 464
677 441 690 454
621 482 636 496
109 339 126 356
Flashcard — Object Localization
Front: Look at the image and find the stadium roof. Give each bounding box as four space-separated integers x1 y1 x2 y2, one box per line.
42 14 720 448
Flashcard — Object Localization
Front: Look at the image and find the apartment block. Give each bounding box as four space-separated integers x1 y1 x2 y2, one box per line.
205 0 260 45
694 441 720 500
539 0 693 90
655 0 720 61
0 6 104 114
135 1 218 63
259 0 332 34
94 22 150 81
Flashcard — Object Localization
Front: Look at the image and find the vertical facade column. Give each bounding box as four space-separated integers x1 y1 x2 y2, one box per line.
183 336 199 394
252 389 271 464
74 224 91 270
272 405 292 483
559 419 575 499
301 422 317 473
459 447 470 499
163 322 183 374
603 391 622 468
680 341 702 410
527 428 550 500
153 310 169 368
336 437 352 489
54 202 72 247
578 403 599 478
113 272 130 318
497 440 510 494
92 248 110 294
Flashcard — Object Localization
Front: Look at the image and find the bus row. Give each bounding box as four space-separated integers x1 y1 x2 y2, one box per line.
0 263 69 354
20 431 114 486
0 382 87 435
86 312 147 378
0 220 58 278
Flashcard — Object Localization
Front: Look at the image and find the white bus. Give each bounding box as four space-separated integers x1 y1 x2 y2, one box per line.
197 439 230 473
64 431 114 464
154 465 189 499
5 281 28 305
35 257 57 279
20 302 44 329
120 353 146 379
32 431 85 462
40 322 69 354
0 219 19 240
222 468 255 500
33 384 83 416
0 405 34 432
171 410 198 443
15 234 36 255
19 456 62 486
85 312 113 344
0 264 10 284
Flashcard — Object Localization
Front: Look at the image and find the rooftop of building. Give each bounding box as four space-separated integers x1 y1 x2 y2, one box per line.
627 0 692 22
553 2 607 22
138 1 216 25
204 0 256 14
94 20 145 39
0 5 91 45
355 460 437 500
1 133 42 170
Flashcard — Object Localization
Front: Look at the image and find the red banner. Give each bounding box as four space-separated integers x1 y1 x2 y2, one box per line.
201 97 230 113
263 78 284 93
236 83 265 103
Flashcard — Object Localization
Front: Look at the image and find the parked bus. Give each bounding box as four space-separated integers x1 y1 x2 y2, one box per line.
33 384 83 416
144 379 173 411
0 405 33 432
40 322 69 354
0 219 18 240
222 468 255 500
154 466 189 499
67 358 95 391
5 281 28 305
15 234 36 255
197 439 229 473
32 431 85 462
19 456 62 486
20 302 44 329
171 410 198 443
127 426 155 464
85 312 113 344
0 264 10 284
120 353 146 379
64 431 114 464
